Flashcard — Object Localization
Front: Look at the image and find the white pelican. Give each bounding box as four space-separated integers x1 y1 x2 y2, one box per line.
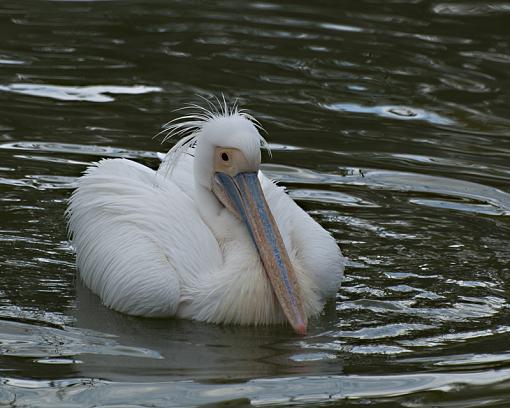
67 101 345 334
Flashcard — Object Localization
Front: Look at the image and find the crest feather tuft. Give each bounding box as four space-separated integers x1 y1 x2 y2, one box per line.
157 97 270 177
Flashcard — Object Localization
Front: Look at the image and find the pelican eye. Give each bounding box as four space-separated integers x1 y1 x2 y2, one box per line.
221 152 229 162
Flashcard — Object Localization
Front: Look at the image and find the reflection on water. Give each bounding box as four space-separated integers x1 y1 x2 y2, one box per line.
1 0 509 406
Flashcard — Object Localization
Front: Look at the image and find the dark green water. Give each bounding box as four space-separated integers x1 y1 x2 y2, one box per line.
1 0 510 406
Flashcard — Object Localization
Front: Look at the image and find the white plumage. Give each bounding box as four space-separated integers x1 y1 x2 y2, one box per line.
67 101 344 333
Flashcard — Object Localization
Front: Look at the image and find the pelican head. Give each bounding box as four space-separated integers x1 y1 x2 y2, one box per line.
163 107 307 334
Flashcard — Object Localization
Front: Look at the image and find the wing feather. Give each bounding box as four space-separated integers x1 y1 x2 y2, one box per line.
67 158 222 317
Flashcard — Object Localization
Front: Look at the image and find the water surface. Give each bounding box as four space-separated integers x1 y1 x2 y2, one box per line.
1 0 510 406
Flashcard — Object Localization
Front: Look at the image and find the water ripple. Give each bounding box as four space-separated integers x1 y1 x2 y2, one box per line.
433 3 510 16
323 102 455 125
0 84 161 102
264 164 510 216
0 319 161 360
0 141 158 159
3 369 510 406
